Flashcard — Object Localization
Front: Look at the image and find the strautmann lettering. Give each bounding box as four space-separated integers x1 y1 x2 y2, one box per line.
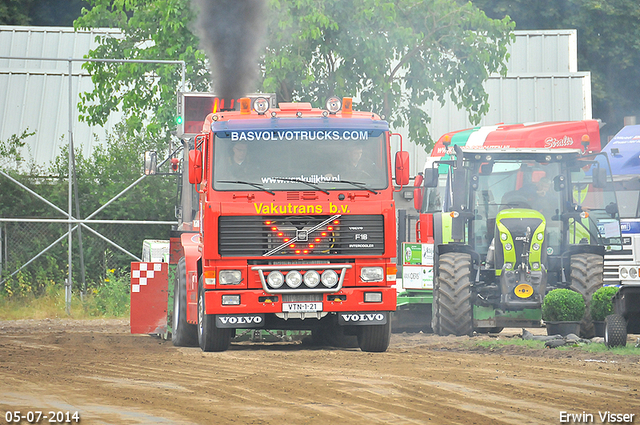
230 130 370 141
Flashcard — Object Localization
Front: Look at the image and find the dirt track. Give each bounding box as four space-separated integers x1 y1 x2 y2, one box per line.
0 319 639 425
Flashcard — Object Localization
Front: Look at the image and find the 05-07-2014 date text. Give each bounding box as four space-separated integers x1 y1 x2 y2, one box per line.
4 411 80 423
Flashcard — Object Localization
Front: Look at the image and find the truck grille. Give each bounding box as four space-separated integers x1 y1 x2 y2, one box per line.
219 215 384 257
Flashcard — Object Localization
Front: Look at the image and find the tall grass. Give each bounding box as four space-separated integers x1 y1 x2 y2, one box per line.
0 269 131 320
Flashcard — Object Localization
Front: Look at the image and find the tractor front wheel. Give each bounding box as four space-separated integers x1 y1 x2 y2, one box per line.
432 253 473 336
570 253 604 338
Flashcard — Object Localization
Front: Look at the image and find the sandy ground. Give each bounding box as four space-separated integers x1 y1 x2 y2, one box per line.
0 319 639 425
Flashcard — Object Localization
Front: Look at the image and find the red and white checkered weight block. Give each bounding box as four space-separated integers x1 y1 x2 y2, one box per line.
130 262 169 334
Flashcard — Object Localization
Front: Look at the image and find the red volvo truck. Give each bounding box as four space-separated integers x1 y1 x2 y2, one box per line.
131 95 409 352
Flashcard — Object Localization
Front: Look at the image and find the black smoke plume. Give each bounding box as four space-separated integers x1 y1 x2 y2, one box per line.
192 0 266 106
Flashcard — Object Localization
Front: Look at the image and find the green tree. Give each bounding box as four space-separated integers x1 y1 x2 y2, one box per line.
74 0 210 139
265 0 514 148
473 0 640 140
75 0 513 149
0 0 88 26
0 0 31 25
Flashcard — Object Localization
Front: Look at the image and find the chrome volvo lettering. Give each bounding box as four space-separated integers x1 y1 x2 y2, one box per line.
218 316 263 325
341 313 385 322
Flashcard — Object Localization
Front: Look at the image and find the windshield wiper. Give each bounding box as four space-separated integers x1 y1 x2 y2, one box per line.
271 177 330 194
330 179 378 195
217 180 275 195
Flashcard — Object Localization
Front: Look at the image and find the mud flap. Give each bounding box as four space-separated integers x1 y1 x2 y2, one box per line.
130 262 169 334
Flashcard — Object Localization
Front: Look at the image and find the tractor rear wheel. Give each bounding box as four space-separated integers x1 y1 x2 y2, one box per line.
570 253 603 338
197 278 233 352
433 253 473 336
171 258 198 347
604 314 627 348
357 321 391 352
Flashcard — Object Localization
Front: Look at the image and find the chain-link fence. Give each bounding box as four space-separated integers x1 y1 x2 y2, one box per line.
0 219 171 296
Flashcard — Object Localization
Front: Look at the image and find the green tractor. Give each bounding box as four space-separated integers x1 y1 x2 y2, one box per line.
420 146 621 337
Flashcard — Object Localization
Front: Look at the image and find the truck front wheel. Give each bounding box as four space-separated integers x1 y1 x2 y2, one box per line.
197 279 233 352
171 258 198 347
432 253 473 336
357 321 391 352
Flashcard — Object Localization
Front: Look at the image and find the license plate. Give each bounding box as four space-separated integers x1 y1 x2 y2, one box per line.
282 302 323 313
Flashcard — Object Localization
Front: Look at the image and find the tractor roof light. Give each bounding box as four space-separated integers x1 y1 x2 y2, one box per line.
326 97 341 114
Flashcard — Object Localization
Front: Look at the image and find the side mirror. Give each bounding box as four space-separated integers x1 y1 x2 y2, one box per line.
143 151 157 175
395 151 410 186
423 168 439 187
593 167 607 188
413 173 424 211
188 149 203 184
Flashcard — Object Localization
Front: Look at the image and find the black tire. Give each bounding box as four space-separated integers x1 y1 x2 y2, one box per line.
431 277 441 335
357 321 391 352
197 278 233 352
604 314 627 348
171 258 198 347
570 253 603 338
432 253 473 336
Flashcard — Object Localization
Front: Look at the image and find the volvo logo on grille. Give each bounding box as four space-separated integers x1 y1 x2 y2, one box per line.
216 314 264 328
338 312 387 325
297 229 308 241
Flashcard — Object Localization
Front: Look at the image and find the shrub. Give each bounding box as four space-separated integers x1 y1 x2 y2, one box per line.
591 286 619 321
542 289 586 322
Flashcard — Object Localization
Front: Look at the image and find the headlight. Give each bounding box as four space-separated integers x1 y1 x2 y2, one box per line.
504 243 512 251
537 233 543 241
532 262 540 270
253 97 270 114
505 262 513 270
285 270 302 288
532 243 540 251
501 233 508 241
321 270 339 287
361 267 383 282
620 267 629 279
630 268 639 279
303 270 320 288
267 271 284 288
325 96 341 113
218 270 242 285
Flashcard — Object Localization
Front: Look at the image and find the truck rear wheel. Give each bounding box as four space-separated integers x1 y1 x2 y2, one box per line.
604 314 627 348
570 253 603 338
357 321 391 352
433 253 473 336
171 258 198 347
197 279 233 352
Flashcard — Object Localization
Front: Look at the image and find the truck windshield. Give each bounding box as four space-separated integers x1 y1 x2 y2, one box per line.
212 131 389 191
